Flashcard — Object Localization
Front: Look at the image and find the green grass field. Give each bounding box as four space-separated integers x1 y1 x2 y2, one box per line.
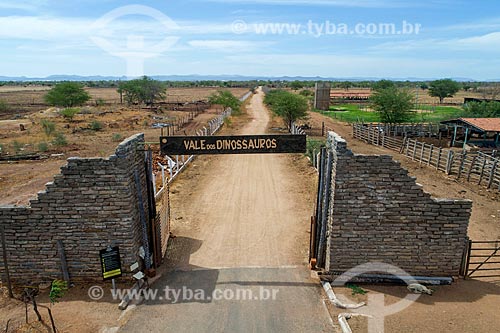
414 105 465 122
315 104 465 123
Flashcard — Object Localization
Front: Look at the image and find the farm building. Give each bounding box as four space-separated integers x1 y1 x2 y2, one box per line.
330 89 372 101
464 97 500 104
440 118 500 148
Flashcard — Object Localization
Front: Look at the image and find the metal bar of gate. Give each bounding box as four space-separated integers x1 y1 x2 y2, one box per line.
465 239 472 279
314 148 326 262
468 248 499 276
469 261 500 265
317 150 333 268
465 239 500 278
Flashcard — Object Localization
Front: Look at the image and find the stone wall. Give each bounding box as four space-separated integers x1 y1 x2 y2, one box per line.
325 132 472 277
0 134 148 284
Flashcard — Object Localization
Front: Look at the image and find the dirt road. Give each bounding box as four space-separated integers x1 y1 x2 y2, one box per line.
120 89 332 332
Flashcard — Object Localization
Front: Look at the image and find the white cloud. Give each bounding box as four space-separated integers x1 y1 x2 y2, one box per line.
454 32 500 49
0 15 240 41
440 17 500 32
370 32 500 54
0 16 93 40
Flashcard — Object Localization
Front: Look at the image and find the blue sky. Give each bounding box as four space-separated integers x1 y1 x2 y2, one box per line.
1 0 500 79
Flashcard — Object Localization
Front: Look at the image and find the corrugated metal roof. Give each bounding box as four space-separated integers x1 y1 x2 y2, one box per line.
460 118 500 132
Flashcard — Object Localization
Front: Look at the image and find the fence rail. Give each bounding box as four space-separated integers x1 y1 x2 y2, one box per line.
352 123 500 192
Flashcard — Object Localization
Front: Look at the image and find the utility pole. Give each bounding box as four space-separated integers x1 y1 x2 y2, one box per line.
415 84 419 110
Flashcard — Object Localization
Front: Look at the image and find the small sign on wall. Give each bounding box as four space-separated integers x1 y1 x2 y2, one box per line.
100 246 122 281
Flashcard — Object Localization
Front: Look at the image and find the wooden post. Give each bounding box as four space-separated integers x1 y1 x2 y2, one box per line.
437 148 442 170
428 145 434 166
452 125 458 147
446 150 454 175
322 122 325 137
399 137 407 154
412 140 417 160
457 151 467 179
487 161 498 189
1 226 13 298
463 127 469 149
467 156 477 181
478 158 487 185
419 142 425 164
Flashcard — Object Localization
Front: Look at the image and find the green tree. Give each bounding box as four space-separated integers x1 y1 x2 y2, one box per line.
419 83 429 90
117 76 167 108
264 90 309 129
428 79 461 104
370 88 414 124
289 81 304 91
44 82 91 107
372 80 396 92
464 101 500 117
208 90 242 114
141 76 167 108
340 81 352 91
117 80 142 105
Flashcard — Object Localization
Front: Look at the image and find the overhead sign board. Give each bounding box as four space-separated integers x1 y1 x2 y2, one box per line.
100 246 122 281
160 134 306 155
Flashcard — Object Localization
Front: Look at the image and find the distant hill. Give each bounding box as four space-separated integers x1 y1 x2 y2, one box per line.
0 74 491 82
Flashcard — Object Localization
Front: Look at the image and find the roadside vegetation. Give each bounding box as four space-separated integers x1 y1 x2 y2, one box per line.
264 89 309 129
208 90 242 114
305 138 325 161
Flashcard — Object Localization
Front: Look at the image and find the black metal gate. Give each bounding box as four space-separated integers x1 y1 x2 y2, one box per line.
310 147 332 269
462 239 500 279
